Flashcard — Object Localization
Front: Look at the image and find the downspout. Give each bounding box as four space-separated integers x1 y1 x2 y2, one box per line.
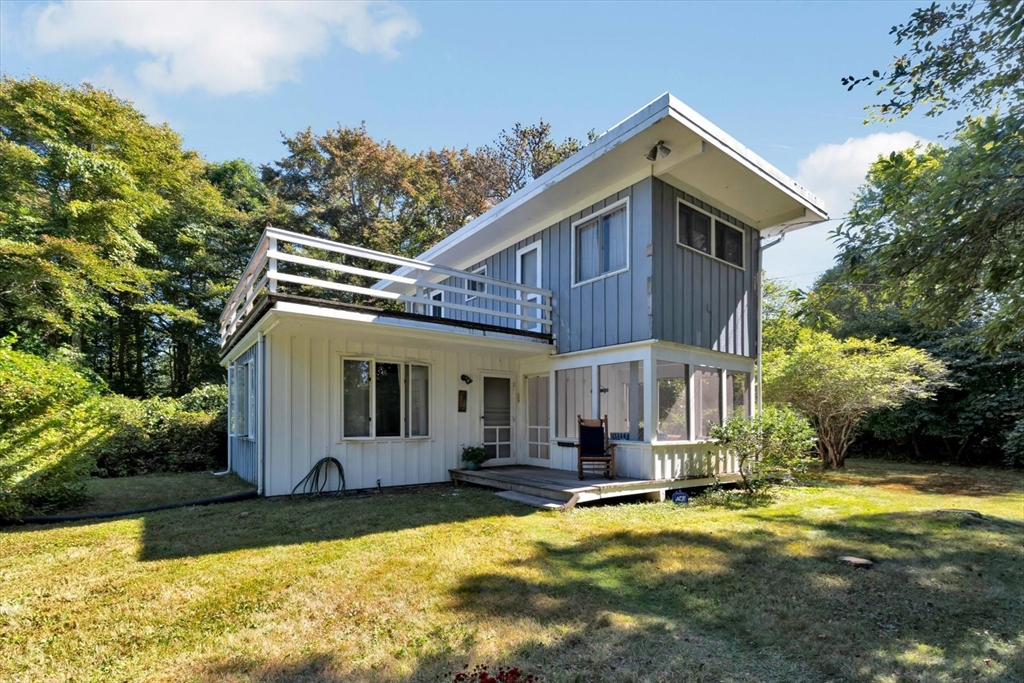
257 331 266 495
757 233 786 417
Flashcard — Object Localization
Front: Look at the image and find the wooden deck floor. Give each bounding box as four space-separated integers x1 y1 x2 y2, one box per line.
450 465 739 509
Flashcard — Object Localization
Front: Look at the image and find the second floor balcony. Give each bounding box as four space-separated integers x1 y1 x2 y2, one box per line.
219 228 554 352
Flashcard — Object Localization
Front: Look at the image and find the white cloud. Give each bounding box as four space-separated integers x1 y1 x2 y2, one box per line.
28 1 419 95
764 131 928 288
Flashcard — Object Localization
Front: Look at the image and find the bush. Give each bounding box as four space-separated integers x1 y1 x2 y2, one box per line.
0 339 97 431
91 396 226 478
0 347 228 521
1004 420 1024 467
708 405 817 494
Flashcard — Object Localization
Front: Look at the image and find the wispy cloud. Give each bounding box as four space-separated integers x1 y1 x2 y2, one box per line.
25 1 420 96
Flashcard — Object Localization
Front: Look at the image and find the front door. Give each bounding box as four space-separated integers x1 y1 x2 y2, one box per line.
482 376 512 462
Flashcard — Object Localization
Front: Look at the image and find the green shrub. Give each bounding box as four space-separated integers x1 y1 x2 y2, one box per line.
1005 420 1024 467
708 405 817 494
0 340 97 431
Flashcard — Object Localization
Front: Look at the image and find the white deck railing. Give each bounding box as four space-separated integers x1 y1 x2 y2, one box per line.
220 227 554 347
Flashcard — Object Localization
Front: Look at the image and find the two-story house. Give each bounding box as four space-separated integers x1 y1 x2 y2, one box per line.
219 94 827 502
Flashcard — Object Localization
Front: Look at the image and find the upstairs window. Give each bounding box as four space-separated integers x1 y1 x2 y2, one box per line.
574 200 629 284
678 201 744 268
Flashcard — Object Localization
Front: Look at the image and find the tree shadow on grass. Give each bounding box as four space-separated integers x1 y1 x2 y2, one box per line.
437 513 1024 682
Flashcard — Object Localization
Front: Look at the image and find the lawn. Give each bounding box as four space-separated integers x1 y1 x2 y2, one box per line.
64 472 255 515
1 461 1021 683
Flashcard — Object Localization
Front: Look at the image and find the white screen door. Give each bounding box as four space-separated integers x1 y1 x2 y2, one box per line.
527 375 550 461
482 376 512 461
516 243 542 332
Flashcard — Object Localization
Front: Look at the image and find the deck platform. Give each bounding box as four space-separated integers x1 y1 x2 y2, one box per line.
449 465 740 509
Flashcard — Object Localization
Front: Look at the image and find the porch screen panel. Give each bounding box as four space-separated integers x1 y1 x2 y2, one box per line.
694 366 721 439
555 367 592 439
343 360 371 437
527 375 550 460
603 206 628 272
656 361 689 441
599 361 643 441
375 362 401 437
406 364 429 437
726 371 750 418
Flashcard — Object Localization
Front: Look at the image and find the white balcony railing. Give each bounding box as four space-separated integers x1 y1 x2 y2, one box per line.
220 227 553 348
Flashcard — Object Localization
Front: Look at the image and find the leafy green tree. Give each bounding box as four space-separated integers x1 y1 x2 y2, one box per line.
709 405 816 493
838 1 1024 352
764 329 948 469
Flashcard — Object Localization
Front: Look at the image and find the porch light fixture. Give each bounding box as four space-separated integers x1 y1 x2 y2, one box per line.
646 140 672 162
460 374 473 385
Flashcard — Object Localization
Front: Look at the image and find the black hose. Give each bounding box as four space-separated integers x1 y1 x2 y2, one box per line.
10 490 258 526
291 457 345 498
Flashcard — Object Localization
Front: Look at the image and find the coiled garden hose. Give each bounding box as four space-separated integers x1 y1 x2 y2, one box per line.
291 457 346 498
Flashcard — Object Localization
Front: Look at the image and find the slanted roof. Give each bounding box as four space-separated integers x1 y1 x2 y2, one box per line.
405 93 827 274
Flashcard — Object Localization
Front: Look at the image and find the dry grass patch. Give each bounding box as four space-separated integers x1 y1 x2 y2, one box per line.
1 461 1021 682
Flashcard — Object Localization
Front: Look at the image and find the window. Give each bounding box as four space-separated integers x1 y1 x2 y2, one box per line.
342 359 430 439
726 371 750 418
574 201 628 284
677 201 744 268
599 361 644 441
656 361 689 440
230 360 254 439
428 290 444 318
555 367 592 439
517 243 543 331
694 366 721 440
466 266 487 301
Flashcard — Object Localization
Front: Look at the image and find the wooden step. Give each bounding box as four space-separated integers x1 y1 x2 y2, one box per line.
451 468 578 502
494 490 579 510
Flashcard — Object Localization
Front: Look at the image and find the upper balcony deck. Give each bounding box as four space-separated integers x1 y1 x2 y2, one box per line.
219 228 554 354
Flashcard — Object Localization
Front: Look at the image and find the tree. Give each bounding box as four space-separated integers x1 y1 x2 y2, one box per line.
838 0 1024 352
708 405 816 494
764 329 948 469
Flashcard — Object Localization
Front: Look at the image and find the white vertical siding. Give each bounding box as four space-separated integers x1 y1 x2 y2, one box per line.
262 328 526 496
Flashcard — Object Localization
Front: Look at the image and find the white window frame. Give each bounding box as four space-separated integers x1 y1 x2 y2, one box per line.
340 357 431 442
571 197 631 287
676 198 745 270
515 242 543 331
466 265 487 302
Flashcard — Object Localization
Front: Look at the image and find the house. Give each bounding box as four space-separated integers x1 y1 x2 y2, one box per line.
219 93 827 501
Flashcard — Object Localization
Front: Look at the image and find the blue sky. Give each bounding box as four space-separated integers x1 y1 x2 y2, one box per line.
0 0 946 287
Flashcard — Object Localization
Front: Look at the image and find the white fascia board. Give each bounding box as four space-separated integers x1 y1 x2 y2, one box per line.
665 96 829 223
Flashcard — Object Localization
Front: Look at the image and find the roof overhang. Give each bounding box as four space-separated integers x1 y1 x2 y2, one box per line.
395 93 827 278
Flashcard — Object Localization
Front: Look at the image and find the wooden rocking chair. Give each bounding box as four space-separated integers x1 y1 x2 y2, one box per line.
577 414 616 480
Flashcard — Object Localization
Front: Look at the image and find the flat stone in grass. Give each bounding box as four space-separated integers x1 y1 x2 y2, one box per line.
837 556 874 568
936 509 984 519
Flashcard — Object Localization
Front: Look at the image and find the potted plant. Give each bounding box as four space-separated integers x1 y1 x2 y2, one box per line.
461 445 489 471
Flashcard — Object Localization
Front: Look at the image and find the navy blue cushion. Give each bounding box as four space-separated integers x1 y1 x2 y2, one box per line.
579 424 606 456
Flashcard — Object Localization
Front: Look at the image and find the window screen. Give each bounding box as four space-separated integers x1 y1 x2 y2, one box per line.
656 361 689 440
679 204 711 254
716 222 744 267
343 360 372 437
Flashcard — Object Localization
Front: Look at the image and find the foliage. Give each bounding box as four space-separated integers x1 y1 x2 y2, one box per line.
761 278 805 352
764 329 949 469
838 1 1024 352
0 347 226 521
708 405 817 493
0 337 97 430
797 264 1024 466
450 665 540 683
461 445 489 465
835 116 1024 352
842 0 1023 122
1004 419 1024 465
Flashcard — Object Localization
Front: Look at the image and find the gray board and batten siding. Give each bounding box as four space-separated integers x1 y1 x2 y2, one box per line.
651 178 760 358
228 341 260 486
436 178 655 354
433 176 759 359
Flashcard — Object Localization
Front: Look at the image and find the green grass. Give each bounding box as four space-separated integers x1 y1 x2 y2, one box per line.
64 472 255 515
1 460 1022 683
